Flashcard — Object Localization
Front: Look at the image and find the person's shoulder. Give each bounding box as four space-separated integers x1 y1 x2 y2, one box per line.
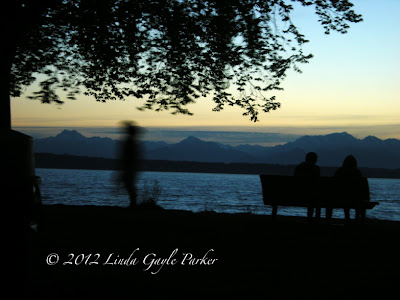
296 161 306 168
294 162 305 175
295 162 307 171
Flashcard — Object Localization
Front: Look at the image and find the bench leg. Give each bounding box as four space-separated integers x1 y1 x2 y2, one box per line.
326 208 332 224
360 209 366 225
344 208 351 222
272 205 278 220
315 207 321 219
307 207 321 222
307 207 312 220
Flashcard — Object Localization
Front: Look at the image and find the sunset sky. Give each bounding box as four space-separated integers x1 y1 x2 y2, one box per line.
11 0 400 143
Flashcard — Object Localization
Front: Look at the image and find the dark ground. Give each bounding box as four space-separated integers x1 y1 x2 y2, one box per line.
24 205 400 299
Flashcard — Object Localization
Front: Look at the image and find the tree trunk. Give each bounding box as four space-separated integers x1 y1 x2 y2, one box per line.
0 57 12 131
1 1 62 130
1 3 39 230
0 1 21 130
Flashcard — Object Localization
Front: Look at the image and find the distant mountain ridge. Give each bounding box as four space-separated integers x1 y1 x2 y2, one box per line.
146 136 252 163
33 130 400 169
260 132 400 169
34 130 117 158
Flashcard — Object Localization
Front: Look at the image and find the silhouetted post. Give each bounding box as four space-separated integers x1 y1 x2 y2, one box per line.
3 130 41 231
119 122 141 209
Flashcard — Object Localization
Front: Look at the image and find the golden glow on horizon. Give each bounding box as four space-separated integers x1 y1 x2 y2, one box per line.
11 91 399 128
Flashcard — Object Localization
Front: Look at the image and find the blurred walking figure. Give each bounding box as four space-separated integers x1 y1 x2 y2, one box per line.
119 121 141 209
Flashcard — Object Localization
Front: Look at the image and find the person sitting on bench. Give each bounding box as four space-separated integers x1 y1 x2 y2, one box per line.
294 152 321 221
331 155 363 222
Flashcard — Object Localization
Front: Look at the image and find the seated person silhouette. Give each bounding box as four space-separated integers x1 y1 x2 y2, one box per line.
329 155 363 222
294 152 320 221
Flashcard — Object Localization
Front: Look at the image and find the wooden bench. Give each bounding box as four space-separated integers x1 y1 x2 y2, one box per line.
259 175 379 223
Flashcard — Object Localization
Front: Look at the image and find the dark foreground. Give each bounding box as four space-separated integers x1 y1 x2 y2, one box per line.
24 205 400 299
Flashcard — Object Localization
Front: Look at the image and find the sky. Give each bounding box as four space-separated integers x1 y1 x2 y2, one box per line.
11 0 400 145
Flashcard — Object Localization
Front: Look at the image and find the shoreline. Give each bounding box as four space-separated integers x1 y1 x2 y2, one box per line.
36 166 400 181
35 153 400 179
33 203 400 225
25 204 400 298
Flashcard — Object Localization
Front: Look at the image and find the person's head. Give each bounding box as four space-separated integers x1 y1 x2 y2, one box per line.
121 121 139 137
305 152 318 165
126 124 137 136
342 155 357 169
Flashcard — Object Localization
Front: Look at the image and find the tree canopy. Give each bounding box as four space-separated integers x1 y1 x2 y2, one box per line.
10 0 362 122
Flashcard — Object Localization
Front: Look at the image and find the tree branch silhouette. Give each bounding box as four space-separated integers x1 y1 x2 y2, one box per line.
8 0 362 124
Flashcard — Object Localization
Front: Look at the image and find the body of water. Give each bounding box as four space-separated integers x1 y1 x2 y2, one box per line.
36 168 400 221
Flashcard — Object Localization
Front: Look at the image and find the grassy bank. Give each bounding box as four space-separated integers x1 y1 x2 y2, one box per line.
25 205 400 299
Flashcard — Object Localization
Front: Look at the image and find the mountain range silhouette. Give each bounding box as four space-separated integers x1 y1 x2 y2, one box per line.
34 130 400 169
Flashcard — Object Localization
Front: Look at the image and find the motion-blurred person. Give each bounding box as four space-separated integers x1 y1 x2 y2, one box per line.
119 121 142 209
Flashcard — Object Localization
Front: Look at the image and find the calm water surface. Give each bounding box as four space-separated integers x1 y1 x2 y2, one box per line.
36 168 400 221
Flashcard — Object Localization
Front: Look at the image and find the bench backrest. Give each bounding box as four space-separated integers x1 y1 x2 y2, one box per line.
259 175 370 208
